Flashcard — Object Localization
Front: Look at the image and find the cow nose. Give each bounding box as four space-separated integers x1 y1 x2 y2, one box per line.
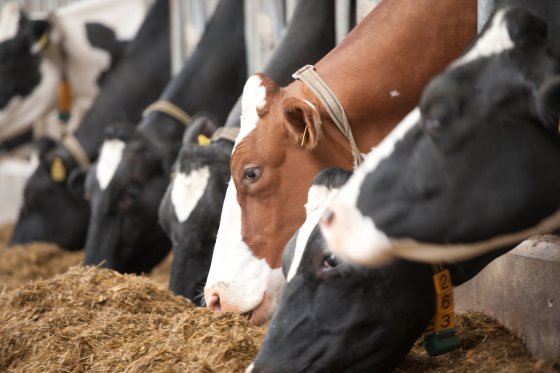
321 208 335 226
206 292 222 312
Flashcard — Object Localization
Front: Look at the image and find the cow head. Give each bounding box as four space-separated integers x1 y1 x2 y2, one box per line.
321 7 560 267
249 168 509 372
9 137 89 250
159 114 231 303
83 121 171 273
204 74 352 324
0 2 61 140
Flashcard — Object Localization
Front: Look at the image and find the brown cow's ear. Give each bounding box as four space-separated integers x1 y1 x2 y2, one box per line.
283 97 322 149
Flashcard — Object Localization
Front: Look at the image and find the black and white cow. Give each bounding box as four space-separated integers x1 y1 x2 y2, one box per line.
82 0 247 274
320 1 560 268
248 168 509 373
158 0 338 302
0 0 148 150
159 112 235 302
8 0 171 250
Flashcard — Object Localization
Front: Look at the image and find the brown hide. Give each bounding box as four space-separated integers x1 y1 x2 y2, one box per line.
232 0 477 270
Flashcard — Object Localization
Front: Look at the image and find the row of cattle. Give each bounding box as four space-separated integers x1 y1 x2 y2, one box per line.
3 0 560 371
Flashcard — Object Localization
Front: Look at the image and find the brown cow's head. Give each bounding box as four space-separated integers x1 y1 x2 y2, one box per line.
204 74 351 324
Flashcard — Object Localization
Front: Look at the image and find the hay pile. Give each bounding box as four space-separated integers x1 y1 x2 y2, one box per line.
0 224 557 372
0 223 171 290
0 243 84 291
0 224 12 248
0 265 265 373
397 312 559 372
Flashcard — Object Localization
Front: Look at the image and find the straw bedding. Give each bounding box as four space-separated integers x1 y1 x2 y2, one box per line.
0 224 558 372
0 265 265 372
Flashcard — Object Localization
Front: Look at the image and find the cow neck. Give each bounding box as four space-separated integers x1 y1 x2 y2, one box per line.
309 0 476 154
136 110 190 174
40 15 74 125
292 65 363 167
163 0 245 124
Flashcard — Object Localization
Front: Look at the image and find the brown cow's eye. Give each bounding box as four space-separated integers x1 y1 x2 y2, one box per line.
243 166 262 183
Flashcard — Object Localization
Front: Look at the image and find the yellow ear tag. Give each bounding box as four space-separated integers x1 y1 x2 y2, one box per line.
51 157 66 183
197 134 211 146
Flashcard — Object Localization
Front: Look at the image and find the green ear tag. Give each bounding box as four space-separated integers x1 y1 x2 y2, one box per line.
424 329 460 356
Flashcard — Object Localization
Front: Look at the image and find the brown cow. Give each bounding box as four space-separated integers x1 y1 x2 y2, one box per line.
205 0 478 325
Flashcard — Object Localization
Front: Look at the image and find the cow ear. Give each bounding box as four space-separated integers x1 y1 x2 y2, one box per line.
537 76 560 134
104 121 135 142
67 167 88 199
30 19 50 40
505 7 547 49
283 97 322 149
34 137 57 161
182 113 219 145
28 19 51 53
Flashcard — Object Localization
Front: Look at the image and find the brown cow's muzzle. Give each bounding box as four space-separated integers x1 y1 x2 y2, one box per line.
204 286 272 326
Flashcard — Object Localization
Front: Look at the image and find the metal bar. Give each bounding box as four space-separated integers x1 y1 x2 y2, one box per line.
335 0 351 45
478 0 496 33
285 0 297 24
170 0 186 76
244 0 261 75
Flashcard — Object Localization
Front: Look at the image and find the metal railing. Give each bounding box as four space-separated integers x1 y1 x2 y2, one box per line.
1 0 496 79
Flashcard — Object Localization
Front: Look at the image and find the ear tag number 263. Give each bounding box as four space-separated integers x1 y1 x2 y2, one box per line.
423 269 460 356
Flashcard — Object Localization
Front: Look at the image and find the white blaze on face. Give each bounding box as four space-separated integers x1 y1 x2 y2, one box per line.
96 139 125 190
236 74 267 147
170 166 210 223
454 9 513 67
0 2 20 43
205 180 281 313
204 74 277 313
321 108 421 266
286 184 341 282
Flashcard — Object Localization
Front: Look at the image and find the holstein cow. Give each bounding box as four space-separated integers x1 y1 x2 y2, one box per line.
321 1 560 268
205 0 478 325
82 0 246 275
159 0 338 302
9 0 171 250
0 0 148 151
247 168 510 373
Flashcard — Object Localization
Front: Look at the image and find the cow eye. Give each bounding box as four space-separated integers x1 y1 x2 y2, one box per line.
243 166 262 183
323 253 340 270
420 116 442 136
118 189 139 213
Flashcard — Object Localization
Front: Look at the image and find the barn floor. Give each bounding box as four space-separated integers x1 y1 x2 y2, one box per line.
0 225 558 372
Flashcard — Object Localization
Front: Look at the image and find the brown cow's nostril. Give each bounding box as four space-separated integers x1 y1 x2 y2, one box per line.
321 209 335 226
207 293 222 312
